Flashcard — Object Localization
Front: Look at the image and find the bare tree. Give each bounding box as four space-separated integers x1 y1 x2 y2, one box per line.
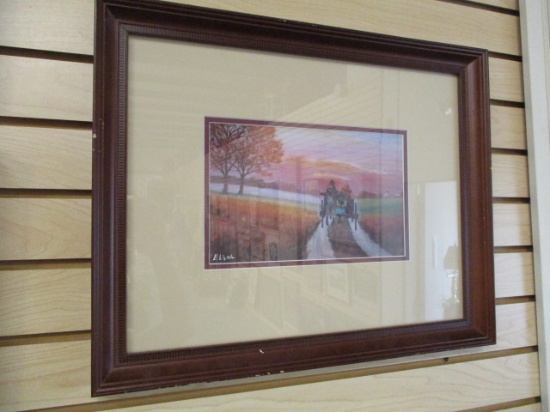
209 123 248 193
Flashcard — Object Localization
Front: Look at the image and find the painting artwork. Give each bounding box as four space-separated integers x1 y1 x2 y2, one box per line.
206 118 408 269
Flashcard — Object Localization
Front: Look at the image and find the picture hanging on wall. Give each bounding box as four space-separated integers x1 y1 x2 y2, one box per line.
92 0 495 396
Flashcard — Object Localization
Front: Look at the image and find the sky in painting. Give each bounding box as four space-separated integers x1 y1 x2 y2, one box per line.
274 124 404 175
207 119 406 195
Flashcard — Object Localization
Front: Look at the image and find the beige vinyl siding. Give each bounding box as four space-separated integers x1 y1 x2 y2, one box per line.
0 267 90 336
0 0 94 55
493 203 532 247
490 59 525 102
0 55 93 121
491 106 526 150
0 0 540 411
0 126 91 190
492 154 529 198
469 0 519 11
0 198 91 260
495 252 535 298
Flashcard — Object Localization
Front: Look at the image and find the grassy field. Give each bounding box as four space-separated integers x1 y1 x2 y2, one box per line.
209 193 319 264
356 197 406 256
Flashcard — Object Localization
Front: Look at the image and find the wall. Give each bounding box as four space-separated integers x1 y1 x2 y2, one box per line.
0 0 540 411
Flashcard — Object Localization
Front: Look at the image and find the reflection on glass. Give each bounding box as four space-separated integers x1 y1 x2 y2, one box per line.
422 182 462 322
125 36 462 353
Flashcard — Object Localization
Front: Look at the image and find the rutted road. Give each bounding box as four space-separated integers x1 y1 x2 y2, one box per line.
350 224 391 257
306 219 390 259
306 222 335 259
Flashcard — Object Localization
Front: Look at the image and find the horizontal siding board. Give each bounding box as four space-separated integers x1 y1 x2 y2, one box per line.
0 0 94 55
0 341 91 412
489 58 524 102
0 303 535 410
0 198 91 260
0 55 92 121
0 126 91 190
0 268 90 336
490 106 527 150
495 252 535 298
493 204 532 247
492 154 529 198
495 303 537 350
469 0 519 10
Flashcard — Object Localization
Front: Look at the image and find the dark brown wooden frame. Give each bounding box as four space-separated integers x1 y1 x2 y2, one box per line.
92 0 495 397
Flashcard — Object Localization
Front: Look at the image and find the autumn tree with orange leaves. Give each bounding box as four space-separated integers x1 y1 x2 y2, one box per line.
233 126 284 194
209 123 284 195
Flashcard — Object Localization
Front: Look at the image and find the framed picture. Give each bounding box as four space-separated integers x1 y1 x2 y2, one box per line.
92 0 495 396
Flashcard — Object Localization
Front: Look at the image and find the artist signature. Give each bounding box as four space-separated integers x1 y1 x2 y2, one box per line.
212 253 236 261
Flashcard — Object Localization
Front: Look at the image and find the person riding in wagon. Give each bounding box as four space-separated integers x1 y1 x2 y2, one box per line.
324 180 338 217
341 184 353 213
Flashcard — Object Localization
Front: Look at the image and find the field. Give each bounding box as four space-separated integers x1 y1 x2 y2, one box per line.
208 194 319 265
356 197 406 256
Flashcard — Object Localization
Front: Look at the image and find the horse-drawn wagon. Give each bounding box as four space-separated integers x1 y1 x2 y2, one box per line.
319 184 358 230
